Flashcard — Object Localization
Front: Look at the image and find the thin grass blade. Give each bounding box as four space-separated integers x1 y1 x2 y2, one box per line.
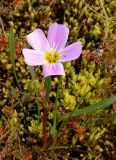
9 27 20 88
62 95 116 119
28 66 40 118
28 66 35 80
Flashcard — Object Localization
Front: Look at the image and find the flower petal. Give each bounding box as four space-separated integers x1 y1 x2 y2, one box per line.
47 23 69 50
22 49 46 66
43 62 65 77
60 42 82 62
26 29 50 51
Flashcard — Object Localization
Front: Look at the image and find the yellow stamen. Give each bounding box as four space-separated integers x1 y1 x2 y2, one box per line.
45 49 60 64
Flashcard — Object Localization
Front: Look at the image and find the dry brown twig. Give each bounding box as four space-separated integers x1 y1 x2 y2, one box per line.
0 17 6 37
82 0 116 24
41 0 56 15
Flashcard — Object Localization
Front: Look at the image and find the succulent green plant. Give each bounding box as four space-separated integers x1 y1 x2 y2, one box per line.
0 0 116 159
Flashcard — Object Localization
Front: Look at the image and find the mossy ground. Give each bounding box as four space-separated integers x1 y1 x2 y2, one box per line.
0 0 116 159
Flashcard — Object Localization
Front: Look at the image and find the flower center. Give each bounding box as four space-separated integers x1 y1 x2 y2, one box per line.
45 49 60 64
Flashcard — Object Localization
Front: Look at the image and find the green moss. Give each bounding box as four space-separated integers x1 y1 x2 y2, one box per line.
0 0 115 159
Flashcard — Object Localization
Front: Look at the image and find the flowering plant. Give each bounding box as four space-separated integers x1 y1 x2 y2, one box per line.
22 23 82 77
22 23 82 147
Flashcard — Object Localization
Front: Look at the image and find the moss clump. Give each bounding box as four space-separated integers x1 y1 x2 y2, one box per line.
0 0 115 159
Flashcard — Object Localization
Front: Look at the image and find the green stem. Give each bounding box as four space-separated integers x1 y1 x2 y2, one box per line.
42 76 51 147
28 66 40 121
44 76 51 100
52 76 61 139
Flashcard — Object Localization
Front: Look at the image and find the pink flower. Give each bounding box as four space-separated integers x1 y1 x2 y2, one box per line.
22 23 82 77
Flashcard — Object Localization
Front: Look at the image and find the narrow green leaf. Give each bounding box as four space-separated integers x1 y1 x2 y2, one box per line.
44 76 51 100
28 66 35 80
28 66 40 119
9 27 20 88
62 95 116 119
52 76 62 139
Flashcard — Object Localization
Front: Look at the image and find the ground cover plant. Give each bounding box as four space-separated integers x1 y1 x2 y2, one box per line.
0 0 116 159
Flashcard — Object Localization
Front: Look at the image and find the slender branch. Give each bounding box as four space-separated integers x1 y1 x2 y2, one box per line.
41 0 56 15
98 0 109 39
82 0 116 24
0 130 10 141
17 135 24 159
95 154 102 160
0 124 18 158
0 17 6 37
98 0 109 18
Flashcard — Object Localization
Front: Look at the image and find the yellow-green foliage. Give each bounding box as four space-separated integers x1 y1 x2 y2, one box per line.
61 89 76 110
0 0 115 159
58 55 112 110
28 119 42 138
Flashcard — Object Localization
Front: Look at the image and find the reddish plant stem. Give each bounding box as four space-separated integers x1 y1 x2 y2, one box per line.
42 106 48 147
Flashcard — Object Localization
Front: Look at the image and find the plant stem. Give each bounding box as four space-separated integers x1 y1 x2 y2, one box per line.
42 76 51 147
52 76 61 140
42 105 48 147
